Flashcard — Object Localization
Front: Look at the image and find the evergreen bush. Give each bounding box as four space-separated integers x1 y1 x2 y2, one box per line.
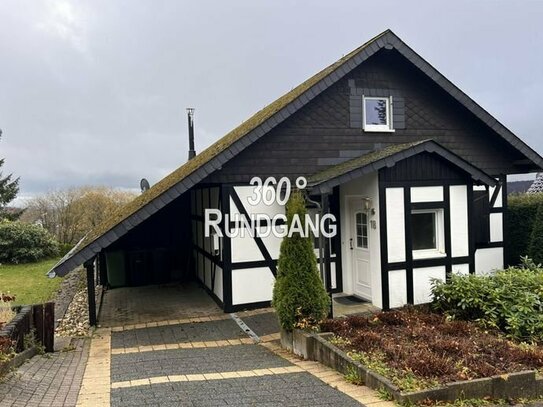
0 221 59 264
432 262 543 342
272 190 330 331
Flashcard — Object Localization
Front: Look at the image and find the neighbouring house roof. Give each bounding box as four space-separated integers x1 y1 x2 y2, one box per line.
528 173 543 193
308 140 497 194
48 29 543 278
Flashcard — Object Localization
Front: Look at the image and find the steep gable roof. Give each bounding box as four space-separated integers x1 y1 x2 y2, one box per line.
49 29 543 277
308 140 497 194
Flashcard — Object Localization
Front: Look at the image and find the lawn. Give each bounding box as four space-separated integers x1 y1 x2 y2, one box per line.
0 258 63 305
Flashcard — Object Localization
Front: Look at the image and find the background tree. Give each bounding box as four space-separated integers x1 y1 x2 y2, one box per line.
21 186 136 245
0 130 21 220
272 190 330 331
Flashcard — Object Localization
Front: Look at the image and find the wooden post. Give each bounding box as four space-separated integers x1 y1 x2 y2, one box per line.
85 259 97 326
32 304 44 351
43 302 55 352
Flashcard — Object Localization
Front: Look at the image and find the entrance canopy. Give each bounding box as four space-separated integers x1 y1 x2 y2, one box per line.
307 140 497 195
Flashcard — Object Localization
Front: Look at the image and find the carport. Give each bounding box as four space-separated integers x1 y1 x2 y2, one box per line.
97 283 222 327
48 186 222 327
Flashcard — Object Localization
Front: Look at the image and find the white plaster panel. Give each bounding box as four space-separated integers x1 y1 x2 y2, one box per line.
213 266 223 301
449 185 469 257
388 269 407 308
330 262 337 289
232 267 275 305
231 186 284 217
451 263 470 275
475 247 503 274
261 228 283 260
489 184 503 208
231 232 264 263
490 213 503 242
413 266 446 305
386 188 405 263
410 186 443 203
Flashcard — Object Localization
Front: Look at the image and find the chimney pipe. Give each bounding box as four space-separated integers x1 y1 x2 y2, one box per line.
187 108 196 160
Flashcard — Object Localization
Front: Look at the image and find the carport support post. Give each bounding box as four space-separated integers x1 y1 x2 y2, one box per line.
84 258 97 326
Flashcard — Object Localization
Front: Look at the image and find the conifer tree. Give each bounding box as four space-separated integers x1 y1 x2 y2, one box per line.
0 130 20 220
272 190 330 331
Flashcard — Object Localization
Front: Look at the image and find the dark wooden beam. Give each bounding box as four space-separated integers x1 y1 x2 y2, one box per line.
321 193 333 318
84 259 97 326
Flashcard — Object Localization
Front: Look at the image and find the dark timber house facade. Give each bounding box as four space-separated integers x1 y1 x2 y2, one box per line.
49 30 543 320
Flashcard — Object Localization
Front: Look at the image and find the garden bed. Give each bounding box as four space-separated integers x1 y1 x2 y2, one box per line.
320 306 543 396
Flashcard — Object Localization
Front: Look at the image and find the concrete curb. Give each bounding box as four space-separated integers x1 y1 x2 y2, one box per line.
0 347 38 377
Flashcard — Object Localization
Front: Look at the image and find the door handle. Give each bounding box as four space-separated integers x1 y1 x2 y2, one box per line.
349 238 353 250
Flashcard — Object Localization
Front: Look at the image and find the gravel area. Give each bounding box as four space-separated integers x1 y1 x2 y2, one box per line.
53 268 85 328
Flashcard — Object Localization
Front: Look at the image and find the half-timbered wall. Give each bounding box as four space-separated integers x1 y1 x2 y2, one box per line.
190 185 223 304
225 184 339 308
473 177 506 273
378 153 484 309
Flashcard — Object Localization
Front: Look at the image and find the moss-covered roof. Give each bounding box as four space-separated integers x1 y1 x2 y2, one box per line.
308 141 427 186
79 31 387 249
308 140 497 194
49 31 391 276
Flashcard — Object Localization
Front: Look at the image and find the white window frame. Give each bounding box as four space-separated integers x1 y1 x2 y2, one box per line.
411 208 445 259
363 96 394 132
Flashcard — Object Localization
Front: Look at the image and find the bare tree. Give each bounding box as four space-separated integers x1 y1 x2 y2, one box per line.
21 186 136 245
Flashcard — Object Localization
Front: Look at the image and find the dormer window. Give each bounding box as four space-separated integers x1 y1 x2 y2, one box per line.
363 96 394 132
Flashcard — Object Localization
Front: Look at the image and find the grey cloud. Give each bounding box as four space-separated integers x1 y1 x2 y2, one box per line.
1 0 542 199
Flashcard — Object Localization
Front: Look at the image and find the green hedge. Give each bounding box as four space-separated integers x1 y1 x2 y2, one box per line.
0 221 59 264
506 193 543 266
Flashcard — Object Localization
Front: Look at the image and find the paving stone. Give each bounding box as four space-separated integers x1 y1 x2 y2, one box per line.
237 312 280 338
111 373 362 407
0 338 90 407
111 344 292 382
111 318 246 349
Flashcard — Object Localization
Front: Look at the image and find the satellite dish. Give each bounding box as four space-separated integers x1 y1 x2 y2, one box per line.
140 178 150 193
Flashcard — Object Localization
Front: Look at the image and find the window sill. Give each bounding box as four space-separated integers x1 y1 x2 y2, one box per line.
363 127 396 133
412 250 446 260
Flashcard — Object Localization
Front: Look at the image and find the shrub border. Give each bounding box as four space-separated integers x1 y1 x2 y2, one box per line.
281 329 543 402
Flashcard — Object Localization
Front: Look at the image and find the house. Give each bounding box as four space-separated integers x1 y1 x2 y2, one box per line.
527 173 543 193
49 30 543 321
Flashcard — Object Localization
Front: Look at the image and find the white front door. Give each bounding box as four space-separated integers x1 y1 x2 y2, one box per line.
349 199 371 300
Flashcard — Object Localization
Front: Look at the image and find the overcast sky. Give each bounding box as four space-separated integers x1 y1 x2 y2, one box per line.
1 1 542 204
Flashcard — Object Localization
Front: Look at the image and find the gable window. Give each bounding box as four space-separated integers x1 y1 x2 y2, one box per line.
411 209 445 259
363 96 394 132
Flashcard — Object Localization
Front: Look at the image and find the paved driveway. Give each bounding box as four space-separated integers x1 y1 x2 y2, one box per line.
77 310 390 407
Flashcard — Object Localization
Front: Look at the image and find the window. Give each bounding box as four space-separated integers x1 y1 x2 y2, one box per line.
363 96 394 132
355 212 368 249
411 209 445 258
